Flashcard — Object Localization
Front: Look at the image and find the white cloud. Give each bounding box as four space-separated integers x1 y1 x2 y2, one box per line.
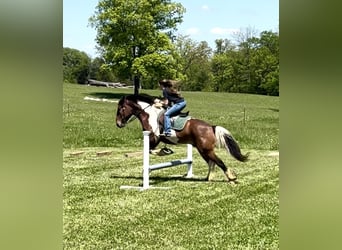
201 5 209 11
186 28 200 35
210 27 239 35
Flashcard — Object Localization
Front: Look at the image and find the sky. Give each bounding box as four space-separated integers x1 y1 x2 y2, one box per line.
63 0 279 58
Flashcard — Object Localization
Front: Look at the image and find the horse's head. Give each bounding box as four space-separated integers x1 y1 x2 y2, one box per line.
116 94 158 132
116 96 141 128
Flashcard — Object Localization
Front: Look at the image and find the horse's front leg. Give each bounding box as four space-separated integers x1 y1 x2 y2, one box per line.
149 133 160 150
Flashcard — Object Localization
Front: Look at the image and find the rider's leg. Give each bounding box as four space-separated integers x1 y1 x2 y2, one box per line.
163 101 186 135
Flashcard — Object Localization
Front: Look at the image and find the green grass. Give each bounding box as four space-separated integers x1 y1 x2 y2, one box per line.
63 83 279 150
63 83 279 249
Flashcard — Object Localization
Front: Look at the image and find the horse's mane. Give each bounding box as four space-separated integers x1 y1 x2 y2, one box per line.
124 93 158 105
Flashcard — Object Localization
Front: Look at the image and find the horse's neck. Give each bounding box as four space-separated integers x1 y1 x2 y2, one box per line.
137 101 161 134
136 111 151 131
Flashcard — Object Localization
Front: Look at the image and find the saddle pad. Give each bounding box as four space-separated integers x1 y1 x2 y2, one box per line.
171 116 191 130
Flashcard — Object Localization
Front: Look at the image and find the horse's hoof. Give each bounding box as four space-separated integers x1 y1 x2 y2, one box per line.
226 169 237 180
227 179 238 185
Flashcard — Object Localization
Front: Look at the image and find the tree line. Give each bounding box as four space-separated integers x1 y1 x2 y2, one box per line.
63 0 278 96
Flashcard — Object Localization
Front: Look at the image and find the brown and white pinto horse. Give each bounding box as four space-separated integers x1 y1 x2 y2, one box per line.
116 94 249 182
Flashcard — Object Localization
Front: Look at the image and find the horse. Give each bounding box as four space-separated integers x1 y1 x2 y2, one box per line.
115 94 249 183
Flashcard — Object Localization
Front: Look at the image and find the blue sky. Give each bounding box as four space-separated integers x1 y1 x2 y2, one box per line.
63 0 278 58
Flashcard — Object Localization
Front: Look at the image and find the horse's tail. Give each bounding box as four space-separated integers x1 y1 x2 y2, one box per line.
214 126 249 162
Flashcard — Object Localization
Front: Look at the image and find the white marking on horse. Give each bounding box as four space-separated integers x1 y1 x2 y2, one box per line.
137 101 180 143
138 101 161 135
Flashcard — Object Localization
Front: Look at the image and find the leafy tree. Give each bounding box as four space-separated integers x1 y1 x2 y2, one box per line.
214 38 236 54
174 36 212 91
258 31 279 95
259 30 279 55
261 64 279 96
63 47 91 84
249 31 279 95
89 57 117 82
211 30 279 96
211 39 239 92
89 0 185 91
89 57 103 80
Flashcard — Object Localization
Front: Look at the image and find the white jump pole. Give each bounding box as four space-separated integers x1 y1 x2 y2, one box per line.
142 131 193 189
186 143 193 178
142 131 151 189
121 131 193 190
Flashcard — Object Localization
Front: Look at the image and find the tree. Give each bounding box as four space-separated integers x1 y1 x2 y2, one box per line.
211 39 238 92
214 38 235 54
233 28 279 95
63 47 91 84
256 31 279 95
210 29 279 95
89 0 185 93
174 36 212 91
89 57 117 82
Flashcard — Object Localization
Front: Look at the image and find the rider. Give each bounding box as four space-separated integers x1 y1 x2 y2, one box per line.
158 79 186 137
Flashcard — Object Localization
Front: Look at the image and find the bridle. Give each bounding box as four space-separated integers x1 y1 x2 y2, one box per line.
118 97 152 126
116 95 162 147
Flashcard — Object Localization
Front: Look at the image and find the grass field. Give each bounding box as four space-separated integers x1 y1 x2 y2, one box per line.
63 83 279 249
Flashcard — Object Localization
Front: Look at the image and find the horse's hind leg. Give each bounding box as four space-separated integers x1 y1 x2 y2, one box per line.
197 151 215 181
213 154 237 182
207 160 215 181
199 150 237 182
215 155 237 182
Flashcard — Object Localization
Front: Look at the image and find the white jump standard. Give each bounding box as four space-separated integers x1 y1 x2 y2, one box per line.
120 131 193 190
143 131 193 189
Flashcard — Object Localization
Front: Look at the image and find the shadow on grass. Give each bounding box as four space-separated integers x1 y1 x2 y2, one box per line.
269 108 279 112
110 174 227 184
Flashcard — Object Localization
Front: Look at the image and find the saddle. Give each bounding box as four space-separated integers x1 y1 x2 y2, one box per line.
178 111 190 117
157 110 191 132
